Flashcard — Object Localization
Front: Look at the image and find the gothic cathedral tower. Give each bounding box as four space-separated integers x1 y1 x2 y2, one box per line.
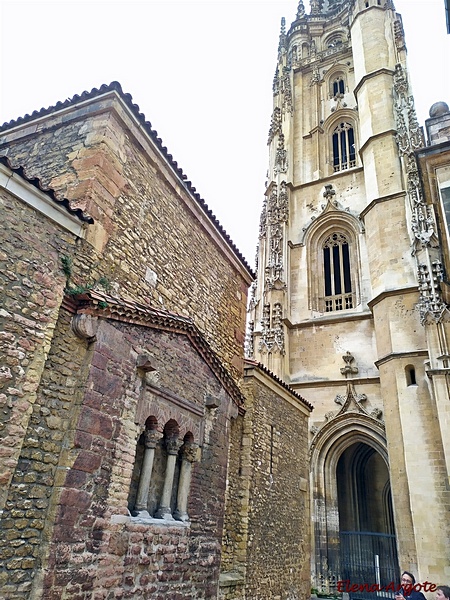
248 0 450 589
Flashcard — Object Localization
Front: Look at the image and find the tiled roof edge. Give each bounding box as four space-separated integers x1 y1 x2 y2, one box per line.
244 358 313 411
0 82 254 277
70 289 245 408
0 155 94 224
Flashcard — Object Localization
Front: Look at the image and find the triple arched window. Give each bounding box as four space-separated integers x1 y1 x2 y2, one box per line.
332 122 356 172
128 417 198 522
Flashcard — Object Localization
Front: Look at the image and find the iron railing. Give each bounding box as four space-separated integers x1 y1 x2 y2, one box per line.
339 532 399 599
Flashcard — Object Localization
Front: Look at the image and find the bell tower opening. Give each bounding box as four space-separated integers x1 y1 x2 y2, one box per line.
337 443 398 596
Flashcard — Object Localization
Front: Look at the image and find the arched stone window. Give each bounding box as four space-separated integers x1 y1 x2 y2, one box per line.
304 209 362 314
322 232 353 312
332 122 356 172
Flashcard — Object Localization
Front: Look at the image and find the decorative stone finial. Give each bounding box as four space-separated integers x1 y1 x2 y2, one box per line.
323 184 336 202
340 351 358 376
310 0 320 15
278 17 287 52
296 0 305 19
429 101 450 118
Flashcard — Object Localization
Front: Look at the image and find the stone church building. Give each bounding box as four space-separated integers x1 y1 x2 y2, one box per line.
248 0 450 593
0 0 449 599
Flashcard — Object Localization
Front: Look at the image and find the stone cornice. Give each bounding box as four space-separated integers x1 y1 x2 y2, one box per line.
367 286 418 311
284 311 372 328
68 290 246 410
360 190 407 221
353 67 395 98
290 376 380 389
375 350 429 368
0 159 91 236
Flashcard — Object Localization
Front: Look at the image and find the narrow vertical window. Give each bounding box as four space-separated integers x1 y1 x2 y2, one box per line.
333 123 356 172
332 76 345 97
405 365 417 386
322 233 354 312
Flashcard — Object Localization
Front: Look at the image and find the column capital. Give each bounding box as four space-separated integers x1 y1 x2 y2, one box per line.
144 429 162 449
165 437 183 455
181 442 199 463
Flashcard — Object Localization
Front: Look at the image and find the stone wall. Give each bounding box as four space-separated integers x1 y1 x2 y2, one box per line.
220 363 312 600
0 185 78 512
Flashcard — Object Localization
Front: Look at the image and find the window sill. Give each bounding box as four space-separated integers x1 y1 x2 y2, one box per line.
111 513 190 527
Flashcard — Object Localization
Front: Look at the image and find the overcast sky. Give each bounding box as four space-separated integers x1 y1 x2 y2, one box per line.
1 0 449 266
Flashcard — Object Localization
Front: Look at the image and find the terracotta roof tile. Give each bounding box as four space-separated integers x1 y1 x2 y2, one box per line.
0 155 94 224
244 358 313 411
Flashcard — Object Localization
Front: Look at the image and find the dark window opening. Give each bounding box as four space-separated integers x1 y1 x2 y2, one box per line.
405 365 417 386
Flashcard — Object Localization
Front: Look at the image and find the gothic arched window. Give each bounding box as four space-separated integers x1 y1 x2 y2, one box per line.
322 232 353 312
333 122 356 172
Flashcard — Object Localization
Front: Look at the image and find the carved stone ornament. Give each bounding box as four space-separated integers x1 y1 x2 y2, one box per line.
310 68 321 87
310 0 320 15
181 442 199 463
417 260 447 324
340 351 358 376
165 437 183 456
71 314 98 341
323 184 336 203
268 107 282 144
296 0 305 19
393 63 447 324
258 302 285 355
274 133 288 175
259 197 267 238
144 429 163 449
245 319 255 359
394 19 406 52
262 181 289 291
280 69 293 114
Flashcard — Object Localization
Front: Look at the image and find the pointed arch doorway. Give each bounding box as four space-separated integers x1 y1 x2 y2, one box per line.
310 414 399 596
337 442 398 596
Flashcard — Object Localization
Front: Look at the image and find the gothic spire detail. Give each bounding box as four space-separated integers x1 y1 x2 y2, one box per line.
296 0 305 19
310 0 320 15
278 17 287 53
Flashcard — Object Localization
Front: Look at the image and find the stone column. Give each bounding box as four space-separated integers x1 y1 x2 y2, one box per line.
134 429 162 516
155 437 183 520
174 442 199 522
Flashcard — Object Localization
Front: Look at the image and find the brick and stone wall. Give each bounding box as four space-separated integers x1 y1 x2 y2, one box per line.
0 309 238 599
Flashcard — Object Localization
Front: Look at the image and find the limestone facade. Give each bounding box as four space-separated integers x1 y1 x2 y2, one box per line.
248 0 450 590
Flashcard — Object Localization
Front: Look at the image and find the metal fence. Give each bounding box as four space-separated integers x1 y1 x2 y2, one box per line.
339 532 399 599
